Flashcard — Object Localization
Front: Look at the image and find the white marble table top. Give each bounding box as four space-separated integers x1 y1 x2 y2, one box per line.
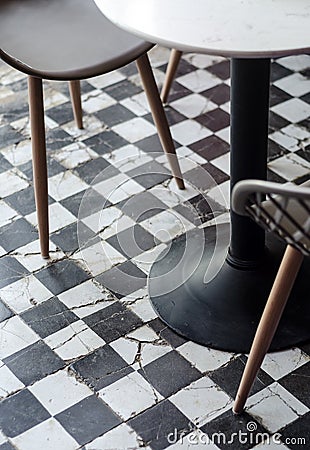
95 0 310 58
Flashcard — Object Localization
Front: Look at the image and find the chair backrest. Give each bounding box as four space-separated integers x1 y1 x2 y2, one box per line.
232 179 310 256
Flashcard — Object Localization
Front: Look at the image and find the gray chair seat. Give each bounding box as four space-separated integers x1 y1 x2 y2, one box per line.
0 0 152 80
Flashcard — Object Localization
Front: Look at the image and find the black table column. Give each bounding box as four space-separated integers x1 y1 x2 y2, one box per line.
148 59 310 353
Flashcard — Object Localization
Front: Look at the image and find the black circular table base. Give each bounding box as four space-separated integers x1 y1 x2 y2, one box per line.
148 224 310 353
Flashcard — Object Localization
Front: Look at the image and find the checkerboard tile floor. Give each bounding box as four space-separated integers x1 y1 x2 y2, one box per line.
0 47 309 450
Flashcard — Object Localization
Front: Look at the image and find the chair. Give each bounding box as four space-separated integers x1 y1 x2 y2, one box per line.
161 49 183 104
231 179 310 414
0 0 184 259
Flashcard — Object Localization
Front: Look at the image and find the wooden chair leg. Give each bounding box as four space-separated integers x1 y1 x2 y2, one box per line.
28 76 49 258
136 53 185 190
69 80 83 129
233 245 304 414
161 49 183 104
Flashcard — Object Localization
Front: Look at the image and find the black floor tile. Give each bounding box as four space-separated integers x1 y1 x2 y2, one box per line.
190 135 229 160
197 108 230 132
106 224 157 259
6 186 37 216
270 85 293 107
201 410 270 450
208 60 230 80
3 340 65 385
46 102 75 126
0 389 50 438
82 130 128 155
51 221 98 253
118 191 167 222
34 259 90 296
201 83 230 106
0 125 23 148
209 356 273 398
71 345 133 390
46 128 73 151
84 301 143 343
75 157 118 185
0 256 29 289
60 188 110 219
96 260 147 298
0 442 16 450
149 318 188 348
139 350 201 397
0 299 14 322
174 194 226 225
269 111 290 132
128 160 171 189
270 62 293 82
0 218 38 253
95 103 135 127
128 399 193 450
21 297 79 338
0 155 13 174
280 411 310 450
55 395 121 446
279 362 310 408
105 79 142 101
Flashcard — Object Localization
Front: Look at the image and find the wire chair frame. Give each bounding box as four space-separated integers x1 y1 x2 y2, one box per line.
245 191 310 256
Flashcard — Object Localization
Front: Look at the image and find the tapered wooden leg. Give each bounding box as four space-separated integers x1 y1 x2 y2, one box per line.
233 245 304 414
136 53 185 190
28 76 49 258
161 49 182 104
69 80 83 129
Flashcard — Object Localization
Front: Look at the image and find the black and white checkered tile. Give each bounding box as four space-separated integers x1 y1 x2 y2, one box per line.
0 47 309 450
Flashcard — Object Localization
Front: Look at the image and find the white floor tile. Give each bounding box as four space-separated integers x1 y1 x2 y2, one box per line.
44 320 105 361
2 140 32 166
12 418 79 450
141 209 194 243
48 171 88 201
261 348 309 380
0 364 24 398
268 153 310 181
53 142 97 169
170 376 232 427
177 70 221 93
113 117 156 143
274 73 310 98
246 382 309 433
14 240 65 273
171 94 217 118
29 370 92 415
73 240 126 276
86 423 145 450
0 274 52 313
271 98 310 123
171 120 212 146
58 280 115 318
177 341 235 372
99 371 163 420
0 170 29 197
0 316 39 359
81 90 116 113
0 200 19 228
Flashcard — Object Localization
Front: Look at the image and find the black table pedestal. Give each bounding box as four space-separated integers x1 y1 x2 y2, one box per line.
148 224 310 353
147 58 310 352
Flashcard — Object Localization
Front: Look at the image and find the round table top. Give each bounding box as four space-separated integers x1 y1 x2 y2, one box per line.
95 0 310 58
